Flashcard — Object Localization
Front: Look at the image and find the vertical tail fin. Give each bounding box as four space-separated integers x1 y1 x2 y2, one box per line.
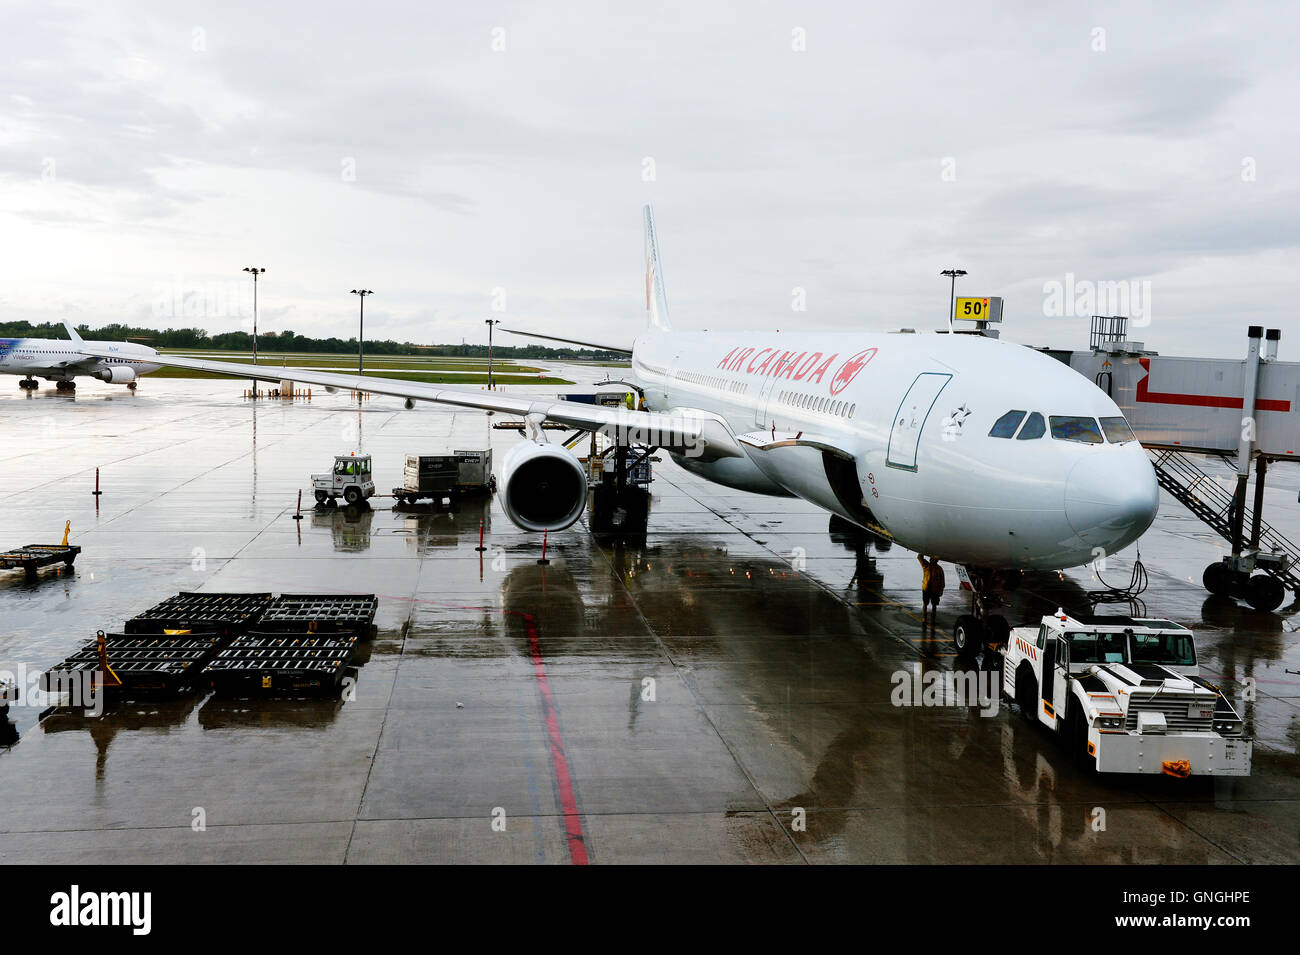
63 320 84 345
643 204 672 331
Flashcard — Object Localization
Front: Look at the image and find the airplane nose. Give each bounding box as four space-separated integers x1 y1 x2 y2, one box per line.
1064 450 1159 552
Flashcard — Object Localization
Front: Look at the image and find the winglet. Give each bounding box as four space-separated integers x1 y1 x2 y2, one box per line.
643 205 671 331
63 320 84 345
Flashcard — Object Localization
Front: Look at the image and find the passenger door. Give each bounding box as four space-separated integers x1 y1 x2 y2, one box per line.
886 372 951 471
754 371 779 429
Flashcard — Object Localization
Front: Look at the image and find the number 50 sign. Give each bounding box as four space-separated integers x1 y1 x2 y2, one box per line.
955 296 1003 323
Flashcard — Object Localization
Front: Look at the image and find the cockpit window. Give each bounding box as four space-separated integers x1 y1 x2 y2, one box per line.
1017 412 1046 440
1049 416 1103 443
1100 416 1136 444
989 410 1026 438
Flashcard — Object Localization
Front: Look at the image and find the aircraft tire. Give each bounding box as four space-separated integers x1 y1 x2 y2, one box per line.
1202 561 1234 596
1245 574 1285 613
1015 664 1037 723
983 614 1010 650
953 615 982 657
1070 706 1095 770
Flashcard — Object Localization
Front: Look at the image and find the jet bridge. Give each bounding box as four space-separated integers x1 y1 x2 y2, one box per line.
1056 319 1300 611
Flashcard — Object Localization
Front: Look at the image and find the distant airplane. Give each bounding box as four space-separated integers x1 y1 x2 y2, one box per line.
79 207 1160 652
2 321 161 391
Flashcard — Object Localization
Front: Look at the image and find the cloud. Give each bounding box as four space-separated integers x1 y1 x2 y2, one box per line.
0 1 1295 358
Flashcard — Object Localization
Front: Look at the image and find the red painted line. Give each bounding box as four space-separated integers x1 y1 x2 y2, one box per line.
1136 358 1291 412
522 613 590 865
381 594 590 863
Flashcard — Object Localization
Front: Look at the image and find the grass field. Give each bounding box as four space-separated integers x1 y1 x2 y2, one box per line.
149 366 572 385
151 349 574 385
161 350 546 371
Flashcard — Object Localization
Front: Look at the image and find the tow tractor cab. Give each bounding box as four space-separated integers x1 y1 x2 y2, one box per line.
1002 611 1252 776
312 453 376 506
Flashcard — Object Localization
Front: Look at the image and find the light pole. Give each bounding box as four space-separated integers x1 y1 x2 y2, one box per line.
940 268 967 333
351 289 373 375
484 318 501 390
243 267 265 394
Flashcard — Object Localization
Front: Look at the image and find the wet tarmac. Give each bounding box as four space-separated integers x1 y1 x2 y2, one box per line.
1 376 1298 863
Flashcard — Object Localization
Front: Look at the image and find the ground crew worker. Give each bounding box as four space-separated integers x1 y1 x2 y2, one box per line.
917 554 945 626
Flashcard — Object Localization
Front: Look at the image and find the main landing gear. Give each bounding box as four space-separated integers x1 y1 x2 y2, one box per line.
54 380 76 392
589 443 651 535
18 378 38 390
1202 559 1287 612
952 566 1013 660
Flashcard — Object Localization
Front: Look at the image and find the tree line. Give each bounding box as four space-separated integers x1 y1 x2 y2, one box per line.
0 321 626 360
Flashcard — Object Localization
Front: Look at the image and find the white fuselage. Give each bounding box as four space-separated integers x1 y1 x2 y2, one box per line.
632 328 1159 571
0 337 161 383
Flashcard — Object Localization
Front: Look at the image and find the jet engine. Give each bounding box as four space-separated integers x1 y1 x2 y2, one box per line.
500 441 588 532
95 364 137 384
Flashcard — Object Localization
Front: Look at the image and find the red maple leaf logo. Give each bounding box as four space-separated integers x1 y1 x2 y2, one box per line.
829 347 877 395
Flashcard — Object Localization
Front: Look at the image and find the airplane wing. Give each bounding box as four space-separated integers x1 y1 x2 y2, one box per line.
23 355 99 372
77 347 743 461
499 327 634 354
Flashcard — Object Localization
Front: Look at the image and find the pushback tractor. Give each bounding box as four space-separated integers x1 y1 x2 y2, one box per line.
1001 611 1252 776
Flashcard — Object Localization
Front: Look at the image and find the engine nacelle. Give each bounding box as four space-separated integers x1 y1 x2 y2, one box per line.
95 364 137 384
500 441 588 532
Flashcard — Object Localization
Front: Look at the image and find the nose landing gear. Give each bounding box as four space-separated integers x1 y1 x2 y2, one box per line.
952 565 1012 660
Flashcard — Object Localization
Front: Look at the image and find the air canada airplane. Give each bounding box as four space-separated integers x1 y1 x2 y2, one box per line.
79 207 1159 649
3 321 161 391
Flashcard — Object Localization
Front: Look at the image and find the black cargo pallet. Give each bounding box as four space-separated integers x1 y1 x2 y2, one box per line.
43 633 226 696
231 632 359 652
61 636 223 661
258 594 378 635
203 644 356 695
38 591 377 705
125 592 274 635
1 544 81 581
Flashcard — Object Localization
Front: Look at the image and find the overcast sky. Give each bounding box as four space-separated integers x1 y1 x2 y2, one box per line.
1 1 1296 356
